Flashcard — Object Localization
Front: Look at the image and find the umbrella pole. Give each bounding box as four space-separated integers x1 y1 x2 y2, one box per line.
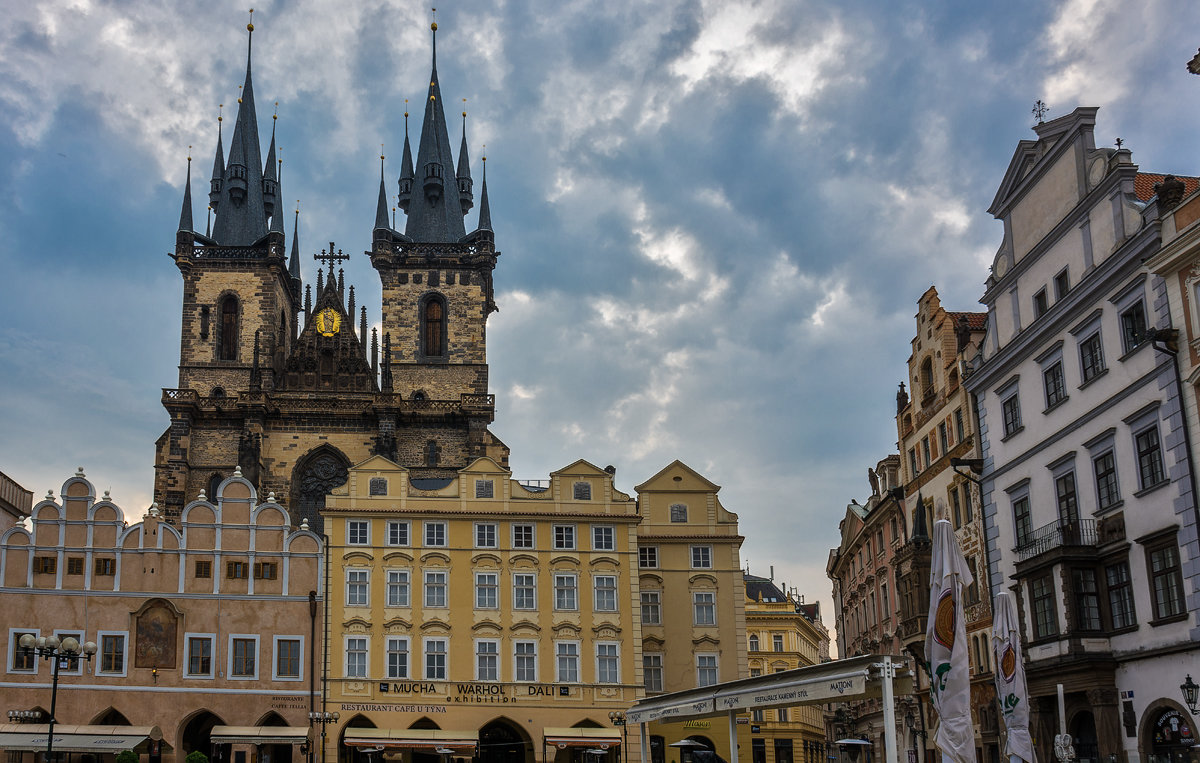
880 656 898 763
727 710 739 763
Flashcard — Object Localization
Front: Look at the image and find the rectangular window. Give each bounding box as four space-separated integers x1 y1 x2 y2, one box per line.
1148 543 1185 620
641 591 662 625
955 408 965 442
1033 289 1048 317
592 525 615 551
1030 576 1057 639
1106 561 1136 629
475 572 499 609
347 520 369 545
66 558 84 575
1080 332 1105 382
697 654 718 687
386 637 409 679
923 436 932 465
555 642 579 683
594 575 617 612
226 560 248 579
36 556 56 574
387 520 410 546
939 422 949 454
1013 497 1033 548
1054 269 1070 299
951 489 962 529
1136 427 1166 490
670 504 688 523
963 484 973 523
231 637 257 678
475 523 497 548
186 635 213 677
10 630 36 672
1002 394 1022 437
772 634 784 652
553 524 576 550
387 570 410 607
554 574 578 610
195 560 212 579
909 448 919 476
1055 472 1079 525
643 653 663 692
424 571 448 608
638 546 658 569
346 569 369 606
1120 301 1147 353
345 637 367 678
425 638 447 680
272 637 301 680
691 545 712 569
513 573 536 610
573 481 592 500
476 640 499 681
512 524 535 549
99 634 125 674
596 643 619 683
693 592 716 625
423 521 447 547
515 641 537 682
475 479 494 498
1044 362 1066 408
94 558 115 576
1072 568 1101 631
1094 451 1121 509
254 561 277 580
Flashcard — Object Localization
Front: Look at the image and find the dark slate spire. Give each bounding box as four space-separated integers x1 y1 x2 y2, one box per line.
375 153 391 231
178 152 194 233
211 20 269 246
288 204 302 282
263 107 280 224
403 20 467 243
208 107 225 211
397 105 414 212
911 491 929 541
476 153 492 232
456 107 473 214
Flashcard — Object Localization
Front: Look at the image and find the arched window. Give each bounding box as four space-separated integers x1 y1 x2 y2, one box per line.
920 357 934 398
218 295 239 361
421 295 446 358
425 440 439 467
749 634 759 652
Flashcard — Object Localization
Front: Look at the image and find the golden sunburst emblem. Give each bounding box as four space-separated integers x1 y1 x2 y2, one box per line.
315 307 341 337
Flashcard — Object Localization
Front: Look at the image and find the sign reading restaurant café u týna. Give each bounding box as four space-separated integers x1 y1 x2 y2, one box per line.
358 682 570 705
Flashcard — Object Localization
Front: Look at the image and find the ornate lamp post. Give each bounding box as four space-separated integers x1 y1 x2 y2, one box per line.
18 633 97 763
6 710 43 723
608 711 629 763
308 711 340 763
1181 674 1199 714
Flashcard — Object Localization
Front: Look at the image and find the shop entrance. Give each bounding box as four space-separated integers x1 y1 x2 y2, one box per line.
479 719 531 763
180 710 226 760
1146 708 1198 763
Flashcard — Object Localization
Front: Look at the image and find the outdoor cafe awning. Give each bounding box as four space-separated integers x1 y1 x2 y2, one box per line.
543 729 622 748
210 727 310 745
342 728 478 751
0 724 170 754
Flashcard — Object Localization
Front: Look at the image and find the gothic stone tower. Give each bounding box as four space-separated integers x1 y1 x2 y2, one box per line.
155 19 506 531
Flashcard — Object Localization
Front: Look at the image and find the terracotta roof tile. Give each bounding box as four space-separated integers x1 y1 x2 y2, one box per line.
947 311 987 331
1135 173 1200 202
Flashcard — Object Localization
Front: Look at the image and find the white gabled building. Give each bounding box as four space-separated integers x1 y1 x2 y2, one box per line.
965 107 1200 763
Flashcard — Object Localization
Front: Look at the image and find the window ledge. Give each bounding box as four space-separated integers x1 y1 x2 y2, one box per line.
1043 397 1070 415
1118 342 1150 363
1149 613 1188 627
1078 368 1109 391
1134 480 1170 499
1108 624 1139 637
1093 500 1125 516
1001 425 1025 443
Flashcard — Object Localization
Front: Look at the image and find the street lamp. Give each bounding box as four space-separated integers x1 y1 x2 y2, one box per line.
7 711 43 723
308 711 340 763
18 633 97 763
608 711 629 763
1181 674 1199 714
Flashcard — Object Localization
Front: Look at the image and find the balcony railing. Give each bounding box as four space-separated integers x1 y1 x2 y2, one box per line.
1016 519 1097 561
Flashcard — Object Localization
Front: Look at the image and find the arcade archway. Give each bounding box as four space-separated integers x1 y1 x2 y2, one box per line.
480 718 533 763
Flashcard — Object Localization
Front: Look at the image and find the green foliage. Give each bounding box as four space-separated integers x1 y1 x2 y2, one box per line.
115 750 140 763
185 751 210 763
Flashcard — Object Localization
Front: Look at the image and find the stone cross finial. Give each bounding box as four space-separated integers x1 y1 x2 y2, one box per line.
1032 99 1049 124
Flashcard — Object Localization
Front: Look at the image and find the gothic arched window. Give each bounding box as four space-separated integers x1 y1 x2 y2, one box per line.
218 295 239 361
920 357 934 398
421 295 447 358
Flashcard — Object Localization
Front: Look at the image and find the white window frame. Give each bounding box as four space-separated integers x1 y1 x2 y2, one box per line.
345 636 368 679
475 571 500 609
513 572 537 610
592 524 615 551
95 630 128 677
511 523 535 549
693 591 716 625
424 637 448 680
475 638 500 682
639 546 658 569
228 633 260 680
690 545 713 569
555 640 580 683
7 628 38 674
347 519 370 546
595 641 620 684
643 652 664 693
53 630 85 676
640 591 662 625
553 524 576 550
386 520 411 547
183 632 216 679
424 570 448 608
386 636 410 679
475 522 498 549
424 521 447 547
593 574 618 612
386 569 411 607
696 652 719 687
514 640 538 682
554 573 578 611
346 568 369 607
272 635 304 681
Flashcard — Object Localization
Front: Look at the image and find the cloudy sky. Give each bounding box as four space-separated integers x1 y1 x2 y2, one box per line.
2 0 1199 627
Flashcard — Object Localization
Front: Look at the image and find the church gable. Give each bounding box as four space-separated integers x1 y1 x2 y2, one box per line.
278 269 376 393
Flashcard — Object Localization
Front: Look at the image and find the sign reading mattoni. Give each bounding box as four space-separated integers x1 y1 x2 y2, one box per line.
715 674 867 712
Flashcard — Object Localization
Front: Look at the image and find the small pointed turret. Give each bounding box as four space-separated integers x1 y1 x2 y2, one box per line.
289 204 302 283
263 106 280 223
209 107 225 211
360 306 368 352
211 18 269 246
912 492 929 541
178 152 195 233
398 105 414 212
476 152 492 232
375 152 391 231
456 105 473 214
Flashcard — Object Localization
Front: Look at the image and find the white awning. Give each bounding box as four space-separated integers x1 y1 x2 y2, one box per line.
543 729 622 748
0 724 169 754
210 727 310 745
342 729 478 750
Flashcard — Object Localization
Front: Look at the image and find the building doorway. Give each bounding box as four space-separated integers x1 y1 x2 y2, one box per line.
1069 711 1098 763
180 711 226 761
339 714 378 763
479 719 531 763
1145 707 1198 763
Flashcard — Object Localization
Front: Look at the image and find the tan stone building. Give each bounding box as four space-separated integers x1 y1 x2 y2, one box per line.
742 574 829 763
0 470 32 533
0 468 324 763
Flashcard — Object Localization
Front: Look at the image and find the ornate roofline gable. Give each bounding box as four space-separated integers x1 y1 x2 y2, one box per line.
634 459 720 494
988 107 1098 218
